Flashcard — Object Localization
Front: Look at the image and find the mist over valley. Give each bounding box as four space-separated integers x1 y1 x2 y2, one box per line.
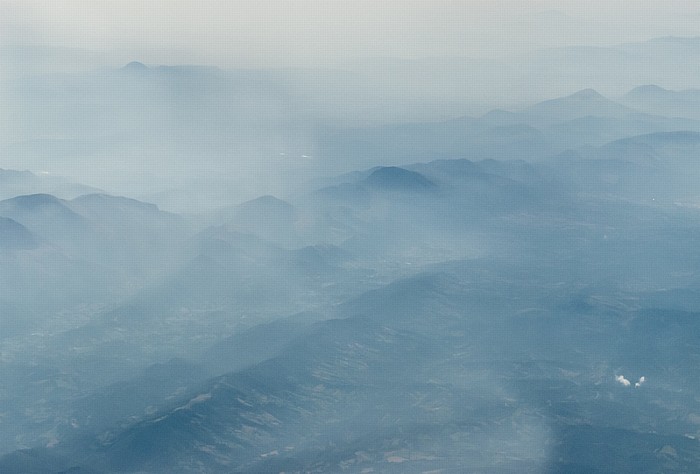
3 2 700 472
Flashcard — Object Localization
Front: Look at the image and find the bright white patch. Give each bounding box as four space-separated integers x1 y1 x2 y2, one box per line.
615 375 631 387
635 376 646 388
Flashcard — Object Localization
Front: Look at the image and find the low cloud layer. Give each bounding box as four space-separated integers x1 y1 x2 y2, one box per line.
616 375 646 388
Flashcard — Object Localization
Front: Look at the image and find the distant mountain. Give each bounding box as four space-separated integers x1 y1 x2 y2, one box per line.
0 194 87 238
518 37 700 99
0 167 104 201
227 195 296 228
218 195 300 248
13 263 700 473
121 61 148 72
0 217 36 250
0 192 193 315
361 166 436 191
317 112 554 167
594 131 700 187
69 193 185 235
476 108 521 127
622 84 700 120
195 225 282 262
66 193 190 278
317 87 700 169
598 131 700 161
625 84 668 97
0 168 35 183
619 36 700 60
0 169 45 201
518 88 634 125
71 193 160 214
104 224 354 325
544 131 700 204
546 114 700 149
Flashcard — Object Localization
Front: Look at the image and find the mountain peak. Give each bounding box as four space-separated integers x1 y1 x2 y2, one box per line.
122 61 148 71
5 193 64 209
521 87 629 123
647 36 700 46
363 166 436 191
568 88 605 100
236 195 295 215
626 84 667 96
243 195 290 207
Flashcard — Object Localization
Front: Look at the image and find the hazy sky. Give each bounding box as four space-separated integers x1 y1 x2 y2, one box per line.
2 0 700 67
